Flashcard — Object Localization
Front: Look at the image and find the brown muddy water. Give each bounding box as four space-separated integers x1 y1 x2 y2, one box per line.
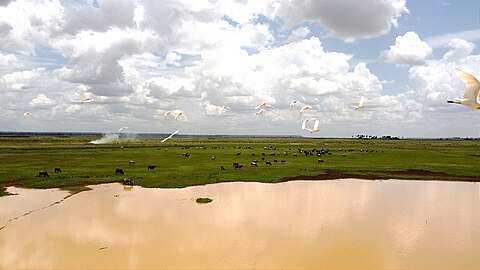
0 180 479 269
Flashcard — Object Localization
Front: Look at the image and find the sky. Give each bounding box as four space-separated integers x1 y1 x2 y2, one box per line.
1 0 480 138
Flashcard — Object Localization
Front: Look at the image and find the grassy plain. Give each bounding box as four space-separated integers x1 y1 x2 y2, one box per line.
1 135 480 195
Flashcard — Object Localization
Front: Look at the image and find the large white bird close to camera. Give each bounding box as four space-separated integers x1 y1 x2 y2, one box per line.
161 130 180 143
353 96 365 109
447 69 480 109
301 118 320 133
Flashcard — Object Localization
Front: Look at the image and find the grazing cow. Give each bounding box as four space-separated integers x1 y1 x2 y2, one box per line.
129 160 136 165
251 153 255 156
318 159 324 163
293 153 298 157
236 152 241 156
274 160 278 163
147 165 156 170
261 157 265 161
234 164 244 169
220 166 226 171
115 168 124 175
122 178 133 185
265 161 272 166
261 153 266 156
252 160 258 163
38 171 49 177
212 156 216 160
54 168 62 173
281 160 287 164
251 162 258 167
182 153 190 157
233 162 239 167
341 154 346 157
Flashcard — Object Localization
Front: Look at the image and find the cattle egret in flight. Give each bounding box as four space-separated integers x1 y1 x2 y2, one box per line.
255 102 273 110
255 109 266 115
175 112 188 120
302 118 320 133
164 111 176 119
71 98 94 104
219 106 230 115
118 127 129 132
23 112 32 118
299 105 312 116
289 100 298 111
161 130 180 143
447 70 480 109
353 96 365 109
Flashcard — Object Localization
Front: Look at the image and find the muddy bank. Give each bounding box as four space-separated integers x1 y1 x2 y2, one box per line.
283 169 480 182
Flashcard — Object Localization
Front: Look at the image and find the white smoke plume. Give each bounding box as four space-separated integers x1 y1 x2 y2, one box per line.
88 133 137 144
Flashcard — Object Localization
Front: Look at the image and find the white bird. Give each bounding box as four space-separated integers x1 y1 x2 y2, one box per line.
447 69 480 109
301 118 320 133
175 112 188 120
218 105 230 115
353 96 365 109
289 100 298 111
71 98 94 104
255 102 273 110
164 111 176 119
299 105 312 115
161 130 180 143
255 109 266 115
118 127 129 132
23 112 32 118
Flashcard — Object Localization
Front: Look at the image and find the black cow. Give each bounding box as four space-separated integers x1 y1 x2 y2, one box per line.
265 161 272 166
318 159 324 163
38 171 49 177
129 160 136 165
122 178 133 185
147 165 156 170
236 152 241 156
281 160 287 164
233 162 239 167
251 162 258 167
115 168 124 175
54 168 62 173
220 166 226 171
234 164 243 169
274 160 278 163
183 153 190 157
342 154 347 157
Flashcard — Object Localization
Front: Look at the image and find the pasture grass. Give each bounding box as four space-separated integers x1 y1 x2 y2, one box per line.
1 135 479 196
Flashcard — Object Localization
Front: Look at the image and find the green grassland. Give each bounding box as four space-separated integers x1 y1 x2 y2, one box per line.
1 136 480 195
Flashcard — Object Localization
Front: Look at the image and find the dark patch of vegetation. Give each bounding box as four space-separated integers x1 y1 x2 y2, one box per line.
196 197 213 204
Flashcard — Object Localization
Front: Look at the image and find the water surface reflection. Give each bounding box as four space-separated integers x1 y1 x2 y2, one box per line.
0 180 479 269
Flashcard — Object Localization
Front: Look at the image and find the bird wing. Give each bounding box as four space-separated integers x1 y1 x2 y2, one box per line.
458 70 480 106
359 96 365 107
255 103 264 110
313 119 320 130
161 130 180 143
301 119 308 130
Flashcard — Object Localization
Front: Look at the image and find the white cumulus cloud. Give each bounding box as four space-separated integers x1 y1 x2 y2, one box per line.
381 31 432 65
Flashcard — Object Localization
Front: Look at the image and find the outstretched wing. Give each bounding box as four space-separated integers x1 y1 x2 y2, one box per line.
358 96 365 107
313 119 320 131
458 70 480 107
301 119 308 130
161 130 180 143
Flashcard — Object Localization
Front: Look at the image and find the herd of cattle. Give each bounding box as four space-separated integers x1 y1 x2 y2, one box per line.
36 146 380 180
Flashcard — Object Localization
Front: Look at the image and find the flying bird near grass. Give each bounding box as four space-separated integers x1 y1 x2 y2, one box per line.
353 96 365 109
447 69 480 109
23 112 32 118
255 102 273 110
301 118 320 133
161 130 180 143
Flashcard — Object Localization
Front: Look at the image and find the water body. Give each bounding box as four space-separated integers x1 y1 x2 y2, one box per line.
0 180 479 269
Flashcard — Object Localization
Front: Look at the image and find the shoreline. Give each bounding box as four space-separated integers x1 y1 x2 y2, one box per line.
2 169 479 197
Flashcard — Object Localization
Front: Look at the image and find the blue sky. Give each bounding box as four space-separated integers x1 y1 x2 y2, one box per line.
1 0 480 137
